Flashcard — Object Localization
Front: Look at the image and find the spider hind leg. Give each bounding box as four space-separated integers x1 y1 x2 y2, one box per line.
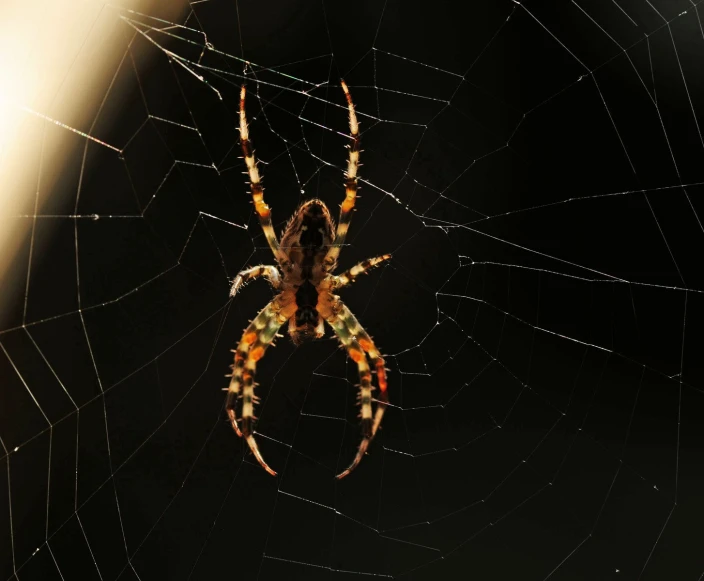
225 295 295 476
319 296 388 479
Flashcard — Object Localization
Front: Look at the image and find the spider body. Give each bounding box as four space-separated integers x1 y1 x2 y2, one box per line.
281 199 335 344
226 83 390 479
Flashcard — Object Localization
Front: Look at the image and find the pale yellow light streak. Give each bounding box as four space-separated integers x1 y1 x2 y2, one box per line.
0 0 187 323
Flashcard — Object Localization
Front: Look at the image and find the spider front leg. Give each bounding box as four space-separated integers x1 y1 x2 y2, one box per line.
230 264 281 297
330 254 391 290
225 294 295 476
319 295 388 479
240 86 291 269
324 81 360 271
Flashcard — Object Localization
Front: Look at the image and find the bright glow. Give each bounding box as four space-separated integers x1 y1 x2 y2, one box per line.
0 0 186 321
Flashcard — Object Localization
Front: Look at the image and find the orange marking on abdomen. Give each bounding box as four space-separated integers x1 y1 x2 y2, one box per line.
250 346 265 361
341 197 355 212
243 332 257 344
376 360 388 392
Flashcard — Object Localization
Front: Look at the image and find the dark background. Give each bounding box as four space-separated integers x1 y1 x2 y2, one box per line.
2 0 704 579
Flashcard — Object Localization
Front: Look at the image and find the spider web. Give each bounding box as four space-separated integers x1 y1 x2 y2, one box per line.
2 0 704 579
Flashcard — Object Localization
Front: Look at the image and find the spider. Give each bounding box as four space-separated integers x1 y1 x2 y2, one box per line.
224 81 390 479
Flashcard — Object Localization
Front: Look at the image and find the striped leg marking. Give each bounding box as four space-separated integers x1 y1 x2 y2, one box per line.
240 86 290 269
225 297 289 476
324 80 360 270
331 254 391 289
336 302 388 436
325 300 388 479
230 264 282 297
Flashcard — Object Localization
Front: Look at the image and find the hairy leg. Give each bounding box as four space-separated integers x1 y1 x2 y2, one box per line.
330 254 391 289
230 264 281 297
240 86 291 269
324 81 360 270
333 301 388 438
225 294 295 475
320 295 388 479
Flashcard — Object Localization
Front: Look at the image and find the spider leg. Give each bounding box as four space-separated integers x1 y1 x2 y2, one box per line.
225 294 296 476
230 264 282 297
240 86 291 269
324 81 360 271
330 254 391 290
319 296 388 479
333 302 389 440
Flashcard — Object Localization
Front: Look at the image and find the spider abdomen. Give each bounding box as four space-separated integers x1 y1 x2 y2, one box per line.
295 280 317 316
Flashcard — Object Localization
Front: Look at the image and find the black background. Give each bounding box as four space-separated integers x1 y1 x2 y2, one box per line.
2 0 704 579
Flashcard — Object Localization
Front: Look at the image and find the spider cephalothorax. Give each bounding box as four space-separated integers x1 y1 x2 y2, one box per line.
225 82 390 479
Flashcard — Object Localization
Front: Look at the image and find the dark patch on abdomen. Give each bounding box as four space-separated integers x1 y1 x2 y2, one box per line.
295 280 319 327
